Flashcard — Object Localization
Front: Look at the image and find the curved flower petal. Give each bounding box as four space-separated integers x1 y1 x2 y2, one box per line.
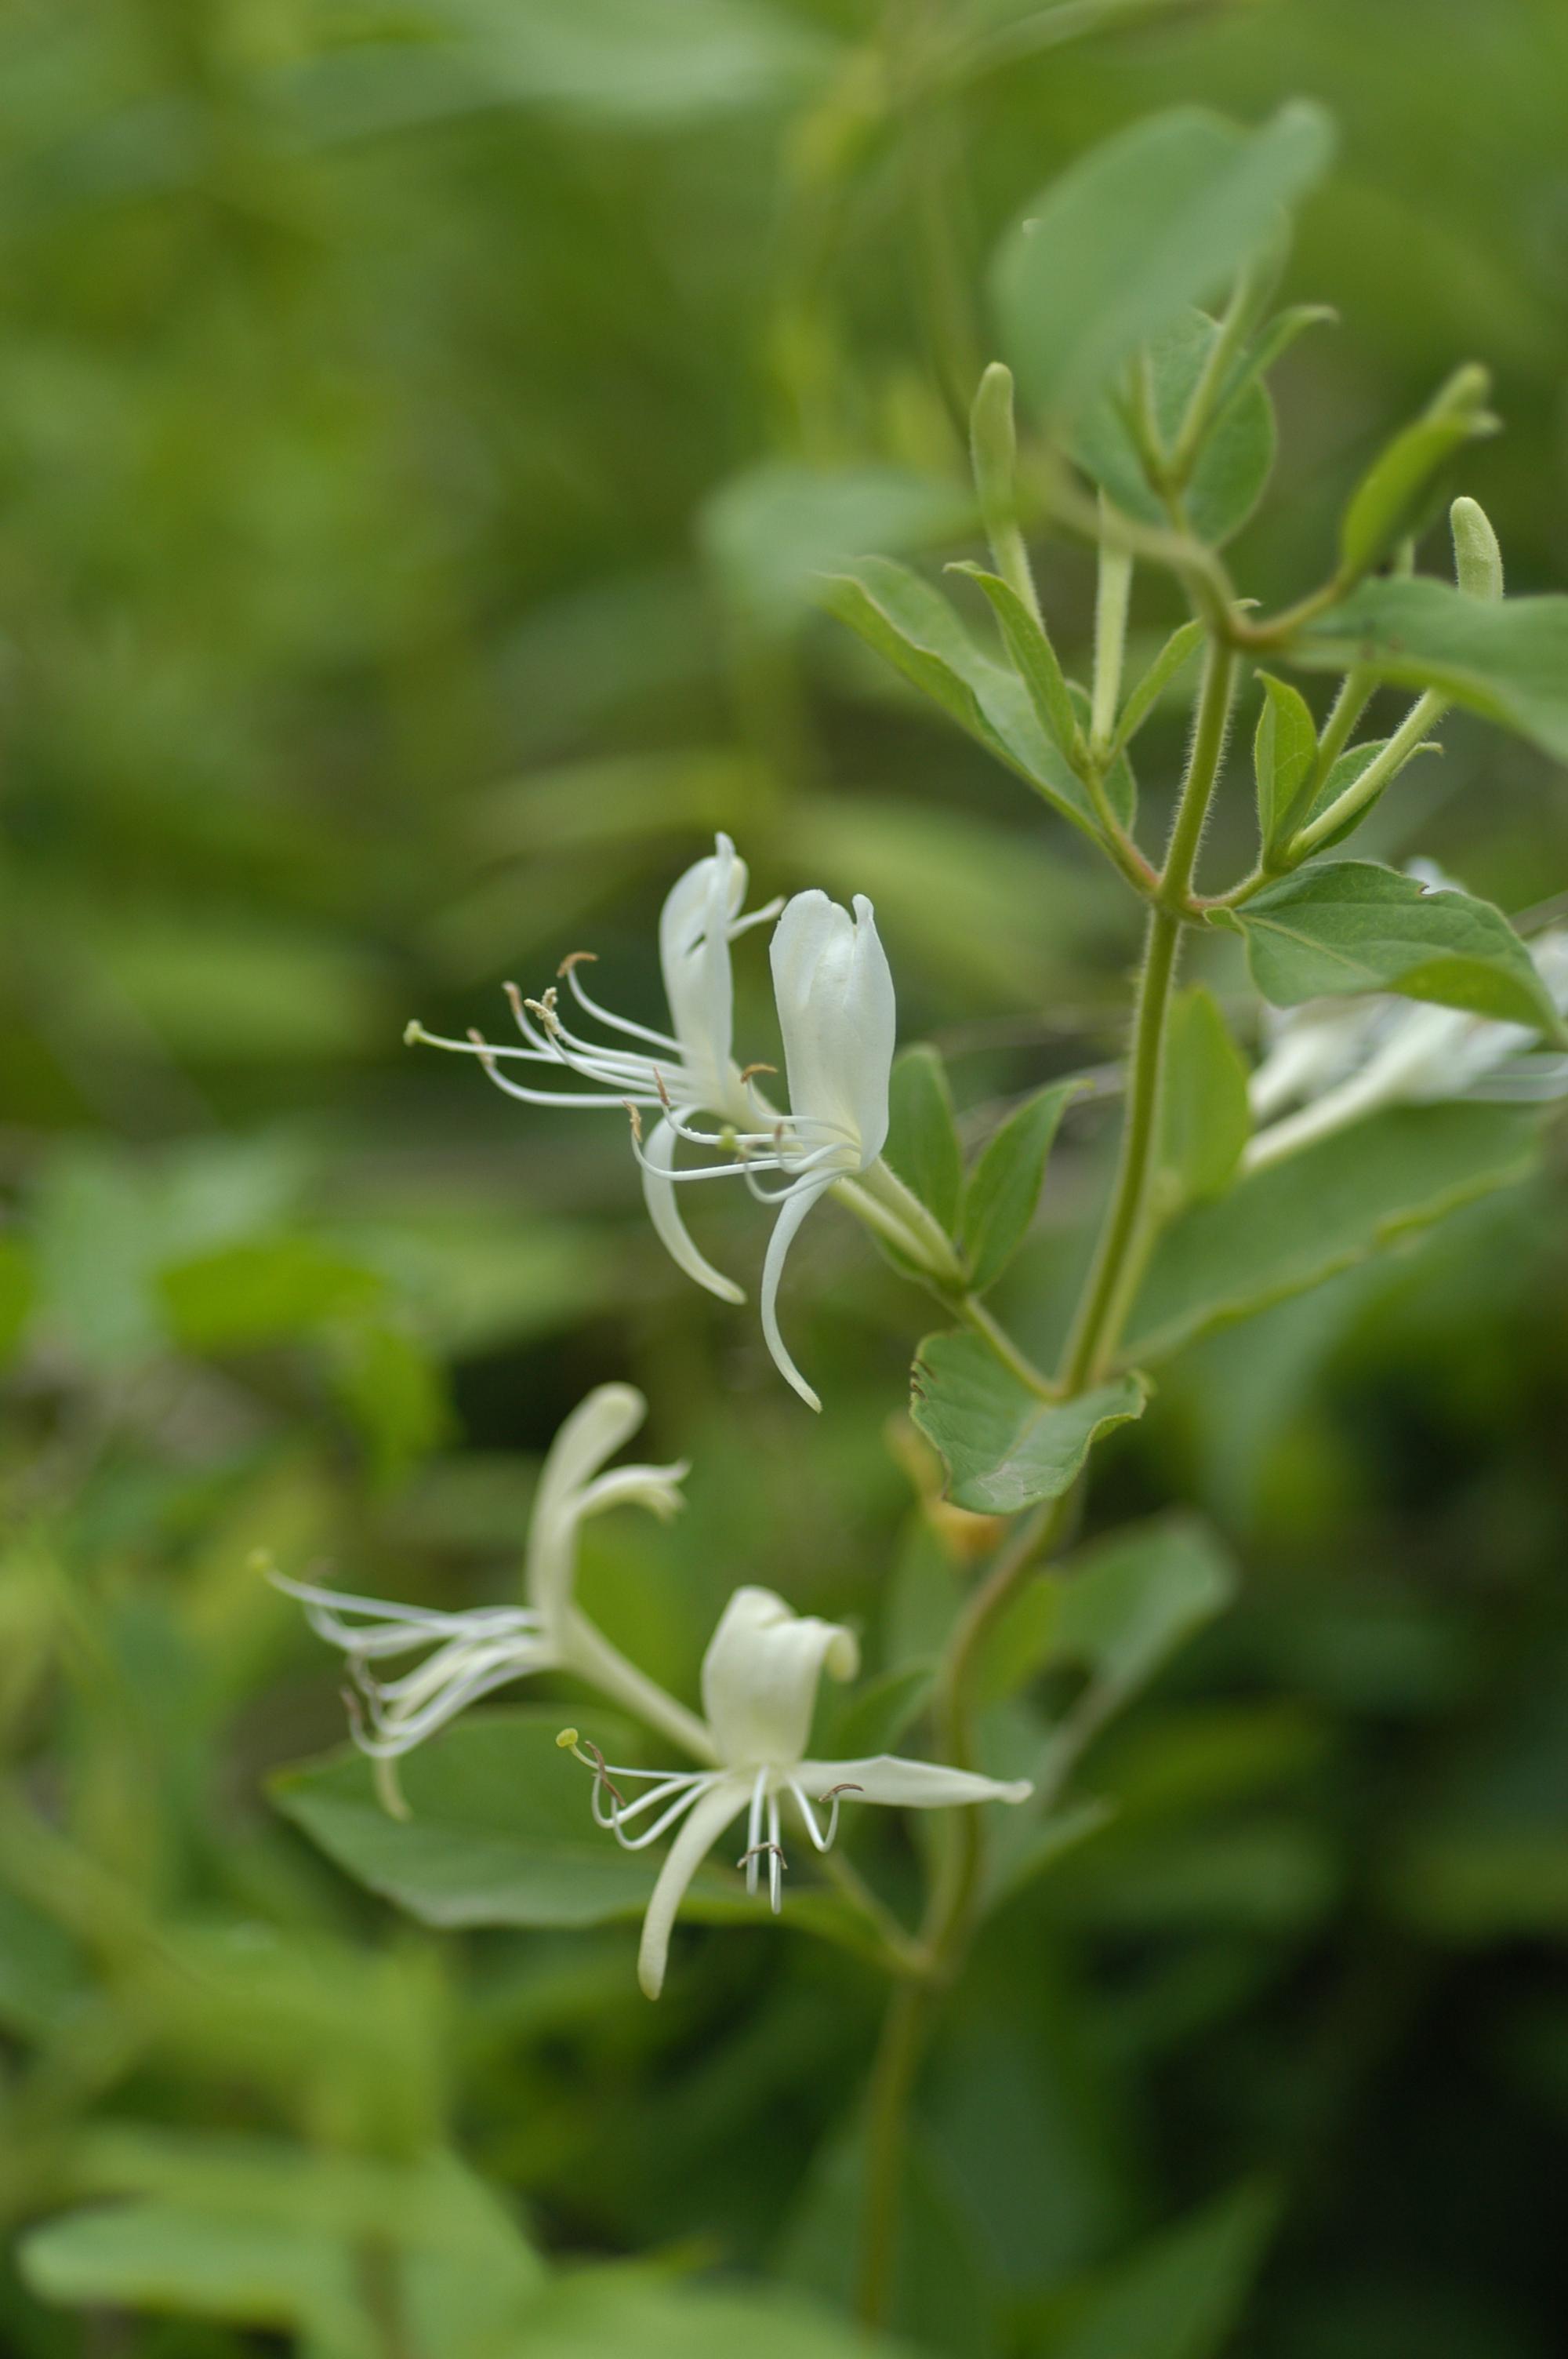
760 1173 835 1412
639 1115 746 1305
637 1775 749 1999
770 890 895 1165
701 1587 859 1769
659 834 745 1087
525 1383 683 1626
795 1754 1033 1808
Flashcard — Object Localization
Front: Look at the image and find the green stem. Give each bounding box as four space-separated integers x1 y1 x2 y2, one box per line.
855 1979 934 2327
956 1295 1055 1397
1285 688 1445 863
1310 664 1377 787
856 637 1239 2331
1090 513 1133 754
1058 640 1234 1388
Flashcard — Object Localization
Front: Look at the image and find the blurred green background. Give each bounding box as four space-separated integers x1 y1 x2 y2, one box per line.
3 2 1567 2354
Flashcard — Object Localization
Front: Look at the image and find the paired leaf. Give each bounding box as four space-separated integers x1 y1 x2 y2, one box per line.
822 558 1105 839
992 103 1334 423
912 1332 1148 1514
1337 365 1497 584
960 1080 1082 1292
1160 987 1252 1204
1073 309 1277 547
884 1045 964 1232
1125 1101 1542 1365
1214 860 1561 1032
1288 576 1568 761
1251 673 1318 849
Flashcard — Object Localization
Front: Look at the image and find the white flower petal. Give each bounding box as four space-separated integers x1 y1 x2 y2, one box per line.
639 1116 746 1304
760 1174 834 1412
795 1754 1033 1808
701 1587 858 1769
659 834 744 1089
769 891 895 1165
526 1383 677 1625
637 1775 749 1999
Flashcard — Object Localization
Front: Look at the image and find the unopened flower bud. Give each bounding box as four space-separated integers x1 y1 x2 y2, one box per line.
1450 494 1504 602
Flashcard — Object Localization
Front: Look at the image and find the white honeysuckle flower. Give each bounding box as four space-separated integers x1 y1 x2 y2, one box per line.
561 1584 1031 2000
408 845 909 1408
630 887 898 1408
271 1384 710 1766
408 834 781 1307
1247 924 1568 1172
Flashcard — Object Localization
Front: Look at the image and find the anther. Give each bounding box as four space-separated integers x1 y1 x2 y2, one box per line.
558 1728 626 1811
816 1783 864 1803
739 1063 777 1084
737 1841 788 1877
655 1068 673 1111
557 951 598 976
625 1101 643 1143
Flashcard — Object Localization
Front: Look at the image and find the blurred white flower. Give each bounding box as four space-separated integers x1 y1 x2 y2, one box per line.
272 1385 707 1768
563 1585 1030 1999
1246 872 1568 1171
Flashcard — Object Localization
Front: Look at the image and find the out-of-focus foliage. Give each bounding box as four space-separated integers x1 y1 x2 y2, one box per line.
2 2 1566 2354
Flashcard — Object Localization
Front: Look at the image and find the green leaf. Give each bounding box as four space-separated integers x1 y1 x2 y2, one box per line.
1251 672 1318 848
1073 309 1278 547
1289 576 1568 761
1215 860 1561 1031
160 1237 385 1350
706 462 970 631
270 1707 700 1929
1044 2182 1280 2359
1113 618 1204 751
884 1045 964 1233
822 558 1105 840
1125 1102 1542 1364
1337 365 1497 583
947 562 1082 758
18 2202 368 2348
1159 987 1252 1204
992 103 1334 423
960 1080 1082 1292
912 1332 1149 1514
979 1516 1238 1710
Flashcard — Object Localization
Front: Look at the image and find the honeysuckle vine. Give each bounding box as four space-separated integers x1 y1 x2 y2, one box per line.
270 102 1568 2346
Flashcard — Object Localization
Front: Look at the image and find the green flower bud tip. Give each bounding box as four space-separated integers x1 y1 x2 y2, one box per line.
1450 495 1504 602
970 362 1018 515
